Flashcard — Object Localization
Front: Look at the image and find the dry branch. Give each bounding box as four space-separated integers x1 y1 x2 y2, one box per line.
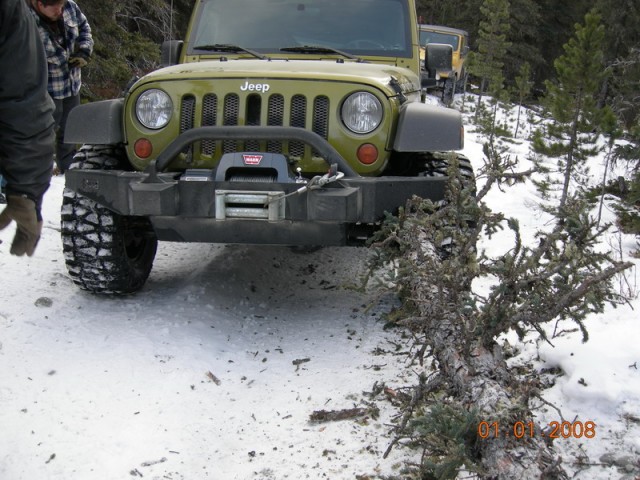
309 407 371 423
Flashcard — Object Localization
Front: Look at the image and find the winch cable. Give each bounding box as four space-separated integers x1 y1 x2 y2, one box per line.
265 168 345 205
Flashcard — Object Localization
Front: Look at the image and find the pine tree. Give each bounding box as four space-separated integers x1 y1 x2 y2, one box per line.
469 0 510 103
609 48 640 244
505 0 543 86
513 62 532 138
80 0 195 99
416 0 482 36
532 10 613 211
467 0 511 140
534 0 591 86
594 0 640 80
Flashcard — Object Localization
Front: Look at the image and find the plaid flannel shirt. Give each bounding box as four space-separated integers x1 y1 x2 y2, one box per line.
30 0 93 100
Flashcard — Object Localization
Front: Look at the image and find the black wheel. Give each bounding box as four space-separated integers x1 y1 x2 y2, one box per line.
384 151 477 257
442 78 455 106
419 151 475 186
455 71 467 93
61 145 158 294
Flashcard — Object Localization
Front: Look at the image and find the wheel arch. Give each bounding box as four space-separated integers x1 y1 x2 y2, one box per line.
392 102 464 152
64 99 124 145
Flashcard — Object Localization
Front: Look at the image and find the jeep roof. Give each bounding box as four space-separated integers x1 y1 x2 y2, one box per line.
418 24 469 52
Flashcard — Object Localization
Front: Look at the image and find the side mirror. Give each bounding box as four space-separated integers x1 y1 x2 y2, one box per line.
161 40 184 67
423 43 453 77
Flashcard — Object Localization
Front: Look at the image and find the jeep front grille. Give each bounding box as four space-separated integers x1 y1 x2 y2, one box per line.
201 94 217 156
180 92 330 160
180 95 196 157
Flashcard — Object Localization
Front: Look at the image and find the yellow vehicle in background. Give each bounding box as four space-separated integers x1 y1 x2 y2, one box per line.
419 24 469 104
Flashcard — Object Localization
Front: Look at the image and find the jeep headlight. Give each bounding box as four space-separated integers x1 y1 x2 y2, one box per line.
136 89 173 129
341 92 383 134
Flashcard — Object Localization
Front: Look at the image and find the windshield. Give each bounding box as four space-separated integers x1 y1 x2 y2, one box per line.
189 0 411 57
419 30 460 51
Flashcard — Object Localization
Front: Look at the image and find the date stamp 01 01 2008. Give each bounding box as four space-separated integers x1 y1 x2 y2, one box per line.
477 420 596 440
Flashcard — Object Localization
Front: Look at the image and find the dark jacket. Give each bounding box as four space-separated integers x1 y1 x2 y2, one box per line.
0 0 55 207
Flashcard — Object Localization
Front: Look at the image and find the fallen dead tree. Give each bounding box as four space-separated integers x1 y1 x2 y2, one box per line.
370 154 633 479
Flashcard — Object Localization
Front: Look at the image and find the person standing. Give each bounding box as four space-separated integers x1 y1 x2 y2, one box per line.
28 0 93 174
0 0 55 256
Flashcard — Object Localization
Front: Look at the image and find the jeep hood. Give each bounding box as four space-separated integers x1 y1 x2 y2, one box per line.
135 59 420 98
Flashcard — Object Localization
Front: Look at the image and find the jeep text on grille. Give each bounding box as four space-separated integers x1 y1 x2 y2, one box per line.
240 82 271 93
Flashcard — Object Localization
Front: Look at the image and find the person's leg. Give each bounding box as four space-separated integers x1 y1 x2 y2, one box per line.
0 174 6 203
54 94 80 172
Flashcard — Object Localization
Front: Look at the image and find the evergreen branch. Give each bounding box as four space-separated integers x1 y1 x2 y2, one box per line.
509 261 633 329
383 372 442 459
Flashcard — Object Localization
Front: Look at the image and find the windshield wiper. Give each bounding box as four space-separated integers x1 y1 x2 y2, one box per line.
192 44 267 60
280 45 364 62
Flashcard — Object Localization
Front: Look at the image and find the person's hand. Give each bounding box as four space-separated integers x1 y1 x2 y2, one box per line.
69 56 88 68
0 195 43 256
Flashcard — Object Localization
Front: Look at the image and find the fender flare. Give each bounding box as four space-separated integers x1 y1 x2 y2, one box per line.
393 102 463 152
64 99 124 145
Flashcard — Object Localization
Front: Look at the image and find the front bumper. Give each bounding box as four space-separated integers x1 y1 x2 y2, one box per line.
65 127 448 245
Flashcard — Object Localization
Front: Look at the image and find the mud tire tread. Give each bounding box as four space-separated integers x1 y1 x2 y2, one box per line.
60 145 158 294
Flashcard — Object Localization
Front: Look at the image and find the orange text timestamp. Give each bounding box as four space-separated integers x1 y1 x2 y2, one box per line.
477 420 596 439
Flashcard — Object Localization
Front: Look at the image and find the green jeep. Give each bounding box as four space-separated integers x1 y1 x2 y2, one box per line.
419 24 470 104
62 0 474 294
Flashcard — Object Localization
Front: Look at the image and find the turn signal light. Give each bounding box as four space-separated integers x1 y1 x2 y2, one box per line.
357 143 378 165
134 138 153 159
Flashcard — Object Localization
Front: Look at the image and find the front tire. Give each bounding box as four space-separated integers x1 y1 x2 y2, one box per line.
442 78 455 106
426 152 477 258
405 152 477 258
455 70 467 93
61 145 158 294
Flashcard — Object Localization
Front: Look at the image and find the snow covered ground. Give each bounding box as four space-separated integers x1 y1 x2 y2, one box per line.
0 189 419 479
1 95 639 479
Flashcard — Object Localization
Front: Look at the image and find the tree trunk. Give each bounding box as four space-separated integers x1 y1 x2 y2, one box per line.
398 228 568 479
